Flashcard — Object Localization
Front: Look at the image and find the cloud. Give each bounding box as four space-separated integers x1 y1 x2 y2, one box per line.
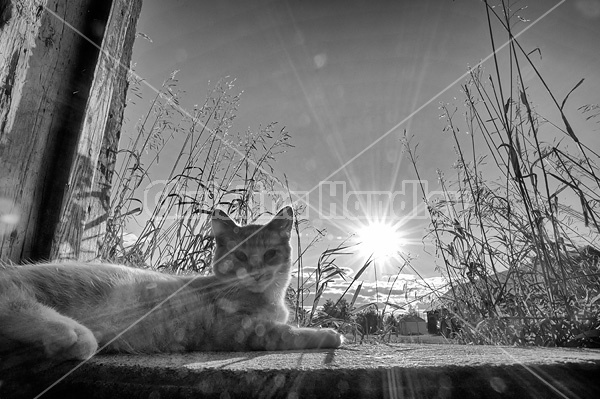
381 273 418 280
290 269 449 313
575 0 600 18
122 233 138 248
332 275 446 309
323 287 347 296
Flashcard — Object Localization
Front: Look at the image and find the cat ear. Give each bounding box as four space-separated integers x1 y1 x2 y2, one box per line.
212 209 237 236
267 206 294 234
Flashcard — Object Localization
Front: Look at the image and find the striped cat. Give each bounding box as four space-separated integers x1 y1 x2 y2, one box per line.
0 207 343 362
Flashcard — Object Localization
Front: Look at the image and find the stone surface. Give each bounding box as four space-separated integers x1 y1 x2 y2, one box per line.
2 343 600 398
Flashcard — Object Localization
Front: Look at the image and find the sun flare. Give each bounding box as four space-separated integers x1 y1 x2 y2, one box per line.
356 222 404 259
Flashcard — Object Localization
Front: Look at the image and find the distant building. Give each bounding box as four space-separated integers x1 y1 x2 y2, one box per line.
397 314 427 335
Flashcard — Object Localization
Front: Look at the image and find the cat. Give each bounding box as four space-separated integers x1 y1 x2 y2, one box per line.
0 206 343 362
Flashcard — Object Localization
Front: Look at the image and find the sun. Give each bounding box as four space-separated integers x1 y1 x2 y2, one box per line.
356 222 404 259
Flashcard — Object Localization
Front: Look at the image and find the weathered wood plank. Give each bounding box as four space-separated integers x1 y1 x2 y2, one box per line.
0 0 142 263
0 0 72 262
53 0 143 261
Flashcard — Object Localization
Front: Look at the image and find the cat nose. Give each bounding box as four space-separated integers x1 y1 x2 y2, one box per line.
248 255 261 267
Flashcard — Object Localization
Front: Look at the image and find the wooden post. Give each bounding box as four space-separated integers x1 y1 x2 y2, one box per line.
0 0 143 263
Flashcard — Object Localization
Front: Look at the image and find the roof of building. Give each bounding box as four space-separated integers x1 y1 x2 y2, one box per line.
398 314 426 323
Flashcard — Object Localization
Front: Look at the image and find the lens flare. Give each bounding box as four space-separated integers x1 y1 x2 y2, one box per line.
356 222 404 259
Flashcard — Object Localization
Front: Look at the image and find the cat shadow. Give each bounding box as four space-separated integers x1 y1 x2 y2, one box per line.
181 348 341 370
0 343 52 373
182 352 265 370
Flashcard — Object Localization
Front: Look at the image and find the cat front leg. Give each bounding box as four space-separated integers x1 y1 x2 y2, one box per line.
0 292 98 361
246 322 344 350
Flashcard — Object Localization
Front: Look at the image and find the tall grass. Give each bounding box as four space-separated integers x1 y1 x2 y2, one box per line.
404 1 600 346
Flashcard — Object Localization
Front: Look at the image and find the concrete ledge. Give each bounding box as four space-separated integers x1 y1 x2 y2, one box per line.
3 344 600 398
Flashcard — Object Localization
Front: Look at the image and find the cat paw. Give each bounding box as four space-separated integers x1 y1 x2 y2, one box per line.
316 328 344 348
292 327 344 349
43 321 98 361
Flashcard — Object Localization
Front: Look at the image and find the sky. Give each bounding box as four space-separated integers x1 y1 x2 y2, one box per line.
123 0 600 310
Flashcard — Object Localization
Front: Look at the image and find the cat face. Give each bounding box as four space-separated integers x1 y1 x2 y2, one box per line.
211 207 293 292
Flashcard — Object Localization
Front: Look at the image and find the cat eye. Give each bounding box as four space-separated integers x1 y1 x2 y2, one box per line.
234 251 248 262
263 249 277 262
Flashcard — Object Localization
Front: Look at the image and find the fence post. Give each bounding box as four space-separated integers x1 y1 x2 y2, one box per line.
0 0 143 263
